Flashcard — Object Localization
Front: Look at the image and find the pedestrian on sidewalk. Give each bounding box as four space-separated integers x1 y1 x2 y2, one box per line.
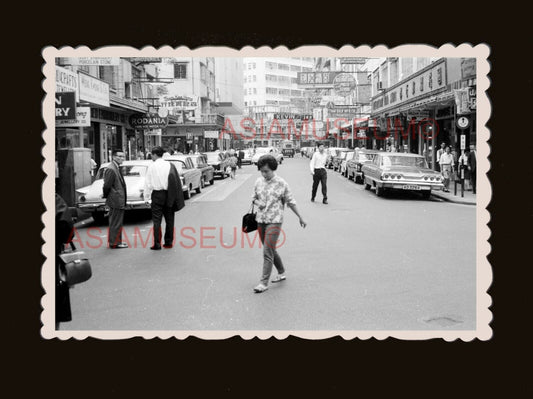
229 152 238 179
435 142 446 172
439 146 455 192
467 144 477 194
237 149 244 169
144 146 185 250
310 144 329 204
251 154 307 293
103 150 128 248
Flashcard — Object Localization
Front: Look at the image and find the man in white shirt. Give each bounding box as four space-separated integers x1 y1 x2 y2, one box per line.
144 146 174 250
438 146 455 192
310 144 329 204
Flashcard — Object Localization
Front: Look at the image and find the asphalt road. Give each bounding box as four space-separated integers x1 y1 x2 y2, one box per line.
64 156 476 331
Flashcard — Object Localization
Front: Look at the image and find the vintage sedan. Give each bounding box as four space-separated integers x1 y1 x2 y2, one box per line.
332 149 351 172
340 151 356 177
188 154 215 187
252 147 284 165
346 150 380 183
75 160 168 223
203 151 231 178
325 147 340 169
166 155 203 199
361 153 444 199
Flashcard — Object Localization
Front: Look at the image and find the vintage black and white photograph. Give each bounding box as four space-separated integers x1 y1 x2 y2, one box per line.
42 45 491 339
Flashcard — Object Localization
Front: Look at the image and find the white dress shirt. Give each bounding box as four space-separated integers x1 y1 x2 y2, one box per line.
144 158 171 201
310 151 328 173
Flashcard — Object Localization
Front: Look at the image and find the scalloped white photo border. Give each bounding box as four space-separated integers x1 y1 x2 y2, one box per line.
41 44 492 341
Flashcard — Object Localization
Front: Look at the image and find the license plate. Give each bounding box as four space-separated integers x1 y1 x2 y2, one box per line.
402 185 421 190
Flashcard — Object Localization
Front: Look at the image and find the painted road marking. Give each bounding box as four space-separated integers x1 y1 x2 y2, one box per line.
191 174 253 202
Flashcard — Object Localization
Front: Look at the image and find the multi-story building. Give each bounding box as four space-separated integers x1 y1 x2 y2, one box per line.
368 57 477 169
156 57 243 153
55 57 159 204
243 57 315 147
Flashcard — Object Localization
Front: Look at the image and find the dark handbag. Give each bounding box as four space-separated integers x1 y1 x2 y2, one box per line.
59 242 92 286
242 202 258 233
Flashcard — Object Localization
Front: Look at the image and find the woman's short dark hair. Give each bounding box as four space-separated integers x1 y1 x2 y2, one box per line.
257 154 278 171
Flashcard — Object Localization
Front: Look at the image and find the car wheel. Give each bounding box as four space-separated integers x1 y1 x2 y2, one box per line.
196 184 201 194
375 185 384 197
210 177 215 185
92 211 106 225
422 190 431 200
184 189 190 200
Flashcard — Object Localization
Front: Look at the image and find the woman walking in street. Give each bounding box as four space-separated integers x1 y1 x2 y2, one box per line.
251 155 307 293
439 146 455 192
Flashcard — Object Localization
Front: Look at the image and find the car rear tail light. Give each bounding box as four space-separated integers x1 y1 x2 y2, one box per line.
79 195 86 202
424 176 429 181
383 174 390 179
430 176 435 181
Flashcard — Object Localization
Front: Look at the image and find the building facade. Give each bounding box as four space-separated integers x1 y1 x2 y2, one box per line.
156 57 243 153
242 57 315 147
55 57 160 204
368 57 477 169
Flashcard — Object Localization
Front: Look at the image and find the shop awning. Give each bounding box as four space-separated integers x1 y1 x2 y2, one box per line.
109 94 148 113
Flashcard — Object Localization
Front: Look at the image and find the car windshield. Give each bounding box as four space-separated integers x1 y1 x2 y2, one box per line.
205 153 220 162
169 160 186 172
357 153 370 162
381 156 428 168
95 165 147 180
255 148 271 154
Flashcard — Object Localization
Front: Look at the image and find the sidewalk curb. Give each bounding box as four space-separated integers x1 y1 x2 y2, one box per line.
431 191 476 205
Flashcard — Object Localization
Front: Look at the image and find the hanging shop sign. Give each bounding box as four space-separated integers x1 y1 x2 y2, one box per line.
340 57 367 64
129 113 169 129
55 92 76 120
456 116 470 130
159 95 200 124
461 58 476 79
327 105 359 118
56 107 90 127
60 57 120 66
56 66 79 101
78 72 110 107
333 73 357 97
454 88 470 115
128 57 163 64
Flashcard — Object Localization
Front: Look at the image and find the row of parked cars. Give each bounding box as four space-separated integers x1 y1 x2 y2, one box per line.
75 150 247 223
323 147 445 200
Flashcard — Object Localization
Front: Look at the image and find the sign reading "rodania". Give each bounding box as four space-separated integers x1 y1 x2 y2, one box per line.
129 113 169 129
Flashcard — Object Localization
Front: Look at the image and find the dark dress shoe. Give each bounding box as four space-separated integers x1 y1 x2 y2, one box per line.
150 245 162 250
311 198 315 202
163 244 173 249
323 199 328 204
110 243 128 249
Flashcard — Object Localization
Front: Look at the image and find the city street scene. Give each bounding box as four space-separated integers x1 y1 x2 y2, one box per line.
48 50 485 336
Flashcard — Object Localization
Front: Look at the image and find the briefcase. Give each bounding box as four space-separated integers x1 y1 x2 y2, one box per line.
242 202 258 233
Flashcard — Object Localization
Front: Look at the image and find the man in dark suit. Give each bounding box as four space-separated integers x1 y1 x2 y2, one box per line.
103 150 128 248
237 149 244 169
467 144 477 194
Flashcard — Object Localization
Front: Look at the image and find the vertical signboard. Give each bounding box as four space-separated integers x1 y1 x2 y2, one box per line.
78 72 110 107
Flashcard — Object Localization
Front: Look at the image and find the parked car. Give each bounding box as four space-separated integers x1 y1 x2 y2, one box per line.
203 151 231 178
188 154 215 187
340 151 356 177
166 155 203 199
361 153 444 199
241 149 253 165
332 149 351 171
305 146 316 158
325 147 340 168
75 160 160 223
346 150 380 183
280 141 295 158
252 147 284 165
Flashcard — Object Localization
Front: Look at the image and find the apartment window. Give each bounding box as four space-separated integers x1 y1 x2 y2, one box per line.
291 77 298 84
290 65 302 72
266 74 277 82
253 88 257 94
244 101 248 106
266 62 276 69
174 63 187 79
278 63 289 71
253 62 256 69
253 101 257 105
266 87 278 95
279 89 290 96
253 75 256 82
